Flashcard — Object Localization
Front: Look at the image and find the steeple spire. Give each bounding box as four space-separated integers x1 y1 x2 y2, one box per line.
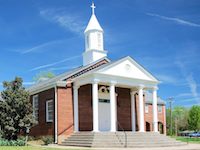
83 2 107 66
91 2 96 15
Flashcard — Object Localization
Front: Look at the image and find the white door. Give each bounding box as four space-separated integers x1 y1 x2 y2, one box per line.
98 99 111 131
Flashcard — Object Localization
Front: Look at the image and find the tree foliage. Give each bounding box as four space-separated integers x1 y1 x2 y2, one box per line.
33 71 55 82
166 106 189 135
188 105 200 131
0 77 36 140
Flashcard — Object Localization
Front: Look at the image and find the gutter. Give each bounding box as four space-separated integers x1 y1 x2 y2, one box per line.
54 86 58 144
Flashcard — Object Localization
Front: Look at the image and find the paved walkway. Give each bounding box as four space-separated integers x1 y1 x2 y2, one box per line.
47 144 200 150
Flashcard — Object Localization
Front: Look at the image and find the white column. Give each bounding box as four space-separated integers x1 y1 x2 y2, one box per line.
110 82 117 132
92 80 99 132
73 85 79 132
138 86 145 132
131 91 136 132
153 87 158 132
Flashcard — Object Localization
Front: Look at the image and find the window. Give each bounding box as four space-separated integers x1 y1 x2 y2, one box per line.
46 100 53 122
145 104 149 113
158 105 162 113
32 95 39 122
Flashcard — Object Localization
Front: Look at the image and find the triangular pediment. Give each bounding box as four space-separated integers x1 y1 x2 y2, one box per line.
96 56 159 82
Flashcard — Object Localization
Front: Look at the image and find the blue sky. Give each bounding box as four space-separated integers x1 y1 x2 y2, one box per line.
0 0 200 107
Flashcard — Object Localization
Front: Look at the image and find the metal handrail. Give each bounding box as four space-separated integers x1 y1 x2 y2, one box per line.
116 121 127 148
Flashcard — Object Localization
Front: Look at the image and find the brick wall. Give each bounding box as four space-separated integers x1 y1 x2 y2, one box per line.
78 84 93 131
57 84 74 143
144 103 166 134
116 87 132 131
30 88 55 137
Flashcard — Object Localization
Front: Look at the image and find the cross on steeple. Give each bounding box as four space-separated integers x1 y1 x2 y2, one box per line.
91 2 96 15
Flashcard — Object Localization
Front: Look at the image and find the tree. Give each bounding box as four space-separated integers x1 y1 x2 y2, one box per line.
0 77 36 140
33 71 55 82
173 106 189 135
166 106 189 135
188 105 200 131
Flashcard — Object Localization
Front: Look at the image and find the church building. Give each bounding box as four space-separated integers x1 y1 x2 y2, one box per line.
29 3 166 144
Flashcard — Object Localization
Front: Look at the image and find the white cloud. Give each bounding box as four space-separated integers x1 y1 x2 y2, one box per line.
155 74 178 84
21 39 65 54
186 74 199 99
40 9 85 34
176 60 200 104
147 13 200 27
175 93 193 98
30 55 80 71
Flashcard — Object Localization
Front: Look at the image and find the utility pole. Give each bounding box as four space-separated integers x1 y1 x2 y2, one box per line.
168 97 174 136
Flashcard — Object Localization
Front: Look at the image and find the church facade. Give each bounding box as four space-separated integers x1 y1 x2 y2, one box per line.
29 3 166 144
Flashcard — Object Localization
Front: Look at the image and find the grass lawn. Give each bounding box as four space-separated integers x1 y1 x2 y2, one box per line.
0 146 84 150
173 136 200 144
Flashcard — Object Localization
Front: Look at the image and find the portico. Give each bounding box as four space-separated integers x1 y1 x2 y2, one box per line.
72 68 159 133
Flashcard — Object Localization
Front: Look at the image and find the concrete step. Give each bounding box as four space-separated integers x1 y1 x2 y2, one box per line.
61 132 186 148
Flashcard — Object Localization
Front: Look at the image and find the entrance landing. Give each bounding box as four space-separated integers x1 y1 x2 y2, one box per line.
61 132 186 148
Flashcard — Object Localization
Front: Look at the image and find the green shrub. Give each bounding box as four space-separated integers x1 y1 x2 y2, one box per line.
0 139 26 146
42 136 53 145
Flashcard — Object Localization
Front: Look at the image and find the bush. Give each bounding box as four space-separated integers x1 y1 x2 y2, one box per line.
42 136 53 145
0 139 26 146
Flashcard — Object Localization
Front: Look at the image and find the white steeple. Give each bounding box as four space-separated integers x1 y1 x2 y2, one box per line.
83 2 107 66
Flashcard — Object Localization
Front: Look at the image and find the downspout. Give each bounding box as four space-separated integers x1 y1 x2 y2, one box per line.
54 86 58 144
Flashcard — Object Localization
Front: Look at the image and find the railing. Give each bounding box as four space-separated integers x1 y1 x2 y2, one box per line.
116 121 127 148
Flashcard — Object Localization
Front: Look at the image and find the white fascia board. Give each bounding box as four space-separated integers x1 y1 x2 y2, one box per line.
73 75 94 87
93 73 158 88
72 72 158 89
29 81 67 95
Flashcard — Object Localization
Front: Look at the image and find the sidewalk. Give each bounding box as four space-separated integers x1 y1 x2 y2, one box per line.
47 143 200 150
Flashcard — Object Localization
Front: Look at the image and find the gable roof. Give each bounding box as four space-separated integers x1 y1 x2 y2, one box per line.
28 56 160 94
28 57 110 94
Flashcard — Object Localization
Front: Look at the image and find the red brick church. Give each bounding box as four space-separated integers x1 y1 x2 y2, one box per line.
28 2 166 144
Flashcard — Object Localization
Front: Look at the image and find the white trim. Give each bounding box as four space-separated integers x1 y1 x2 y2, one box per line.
54 87 58 143
92 81 99 132
73 86 79 132
29 81 67 95
131 91 136 132
46 99 53 123
32 95 39 122
138 87 145 132
153 89 158 132
110 83 116 132
73 73 158 89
